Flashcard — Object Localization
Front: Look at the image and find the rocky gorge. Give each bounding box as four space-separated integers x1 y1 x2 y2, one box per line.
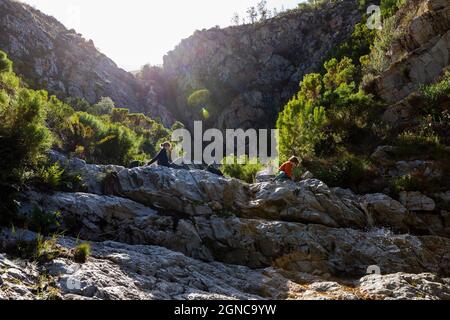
0 0 449 301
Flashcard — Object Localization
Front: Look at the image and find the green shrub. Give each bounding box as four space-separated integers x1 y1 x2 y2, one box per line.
380 0 406 19
86 96 115 115
111 108 129 123
0 87 52 184
364 16 397 75
3 231 62 263
73 243 91 263
34 234 62 263
62 112 143 165
221 156 264 183
277 57 380 160
64 97 90 112
32 161 83 192
0 51 12 73
34 162 64 190
389 172 444 196
420 76 450 105
27 206 61 235
393 131 448 161
306 154 374 189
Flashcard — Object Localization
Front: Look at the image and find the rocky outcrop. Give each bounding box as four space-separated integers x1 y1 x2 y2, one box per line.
18 190 450 277
15 154 450 280
1 230 450 300
2 151 450 299
0 0 175 126
375 0 450 114
162 0 362 130
358 272 450 300
399 191 436 211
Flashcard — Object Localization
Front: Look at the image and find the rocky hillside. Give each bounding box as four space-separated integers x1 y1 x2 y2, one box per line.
163 0 362 130
0 0 174 126
1 0 449 301
1 150 449 300
0 0 364 131
373 0 450 125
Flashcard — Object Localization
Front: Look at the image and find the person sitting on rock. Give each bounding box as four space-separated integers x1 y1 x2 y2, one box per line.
148 142 173 167
274 156 301 181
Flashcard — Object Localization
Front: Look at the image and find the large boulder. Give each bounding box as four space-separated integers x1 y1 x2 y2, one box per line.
359 193 409 232
18 192 450 277
399 191 436 211
374 0 450 105
51 154 448 235
2 231 450 300
359 273 450 300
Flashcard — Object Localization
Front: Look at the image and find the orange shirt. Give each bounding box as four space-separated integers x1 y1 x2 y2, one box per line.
279 161 295 178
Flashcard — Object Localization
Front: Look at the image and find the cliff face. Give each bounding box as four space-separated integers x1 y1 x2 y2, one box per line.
373 0 450 125
163 0 362 129
0 0 175 126
0 0 363 130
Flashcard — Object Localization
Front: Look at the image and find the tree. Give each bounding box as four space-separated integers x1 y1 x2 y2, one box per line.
231 12 240 25
87 97 115 115
276 56 377 160
0 51 12 73
246 6 258 24
272 7 278 17
0 51 52 221
257 0 268 21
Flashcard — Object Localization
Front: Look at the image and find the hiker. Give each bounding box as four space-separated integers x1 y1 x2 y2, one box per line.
274 156 301 181
147 142 172 167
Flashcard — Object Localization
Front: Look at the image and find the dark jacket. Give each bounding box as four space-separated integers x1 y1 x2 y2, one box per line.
148 149 171 167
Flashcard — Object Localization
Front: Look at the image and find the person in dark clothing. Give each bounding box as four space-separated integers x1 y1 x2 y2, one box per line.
148 142 172 167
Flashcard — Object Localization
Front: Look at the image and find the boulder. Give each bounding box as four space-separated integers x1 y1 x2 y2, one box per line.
18 192 450 277
399 191 436 211
359 273 450 300
2 231 449 300
359 193 409 231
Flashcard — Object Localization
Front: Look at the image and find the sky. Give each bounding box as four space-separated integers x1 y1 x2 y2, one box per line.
21 0 302 71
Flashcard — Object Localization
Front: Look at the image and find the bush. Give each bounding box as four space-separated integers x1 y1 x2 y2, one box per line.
62 112 143 165
26 206 61 235
34 162 64 190
86 96 115 115
73 243 91 263
420 75 450 106
34 234 62 263
0 88 52 185
221 156 264 183
277 57 380 160
389 172 444 196
380 0 406 19
0 51 12 73
32 161 83 192
0 51 53 223
364 16 397 75
393 131 448 161
3 231 63 263
306 154 375 189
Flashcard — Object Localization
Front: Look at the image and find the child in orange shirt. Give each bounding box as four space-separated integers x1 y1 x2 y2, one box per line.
275 156 300 181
